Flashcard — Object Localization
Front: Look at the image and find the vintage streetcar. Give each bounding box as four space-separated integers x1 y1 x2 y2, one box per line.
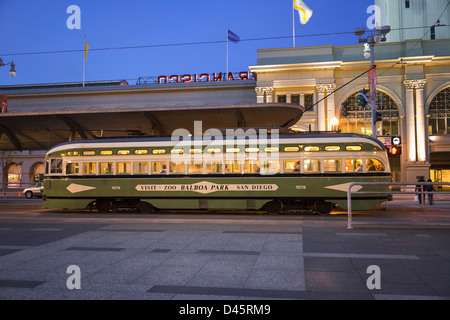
42 131 391 215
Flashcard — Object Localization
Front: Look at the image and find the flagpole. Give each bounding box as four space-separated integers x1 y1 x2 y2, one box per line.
83 35 86 87
226 26 229 78
293 0 296 47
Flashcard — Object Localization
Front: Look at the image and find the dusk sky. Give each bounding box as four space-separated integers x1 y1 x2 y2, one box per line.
0 0 374 86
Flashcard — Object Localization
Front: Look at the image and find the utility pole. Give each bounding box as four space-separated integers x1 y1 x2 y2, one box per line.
354 26 391 138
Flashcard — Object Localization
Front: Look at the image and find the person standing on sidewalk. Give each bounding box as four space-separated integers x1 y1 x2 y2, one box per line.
425 178 434 205
416 177 425 205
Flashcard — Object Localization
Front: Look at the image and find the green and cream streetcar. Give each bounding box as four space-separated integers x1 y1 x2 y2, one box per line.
43 132 391 214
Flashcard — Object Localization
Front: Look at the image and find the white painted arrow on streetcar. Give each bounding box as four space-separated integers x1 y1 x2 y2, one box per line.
66 183 97 194
325 182 363 193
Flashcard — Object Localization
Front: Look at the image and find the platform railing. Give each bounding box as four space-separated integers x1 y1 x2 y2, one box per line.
347 181 450 229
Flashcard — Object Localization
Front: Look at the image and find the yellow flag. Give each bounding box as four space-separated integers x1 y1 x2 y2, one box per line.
294 0 313 25
84 39 89 61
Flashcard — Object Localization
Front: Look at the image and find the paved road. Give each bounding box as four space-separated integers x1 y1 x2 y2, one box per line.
0 203 449 303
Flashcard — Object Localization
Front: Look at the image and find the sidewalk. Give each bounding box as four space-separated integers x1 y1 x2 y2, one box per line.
385 193 450 212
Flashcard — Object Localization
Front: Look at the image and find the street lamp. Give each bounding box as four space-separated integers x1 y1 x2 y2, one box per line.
331 117 339 132
0 58 16 77
354 26 390 138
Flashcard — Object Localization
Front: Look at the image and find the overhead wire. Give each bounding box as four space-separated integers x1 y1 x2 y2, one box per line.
0 26 446 58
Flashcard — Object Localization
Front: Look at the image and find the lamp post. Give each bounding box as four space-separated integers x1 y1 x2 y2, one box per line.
354 26 390 138
0 58 16 77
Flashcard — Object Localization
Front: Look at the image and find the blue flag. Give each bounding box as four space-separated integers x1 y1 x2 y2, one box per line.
227 29 240 43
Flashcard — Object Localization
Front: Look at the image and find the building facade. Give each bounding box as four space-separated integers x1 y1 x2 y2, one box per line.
376 0 450 42
249 38 450 184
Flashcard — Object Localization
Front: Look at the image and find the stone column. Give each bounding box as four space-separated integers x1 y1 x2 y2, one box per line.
404 80 417 162
325 84 337 131
265 87 274 103
414 80 427 162
316 85 327 132
255 87 265 104
286 93 291 104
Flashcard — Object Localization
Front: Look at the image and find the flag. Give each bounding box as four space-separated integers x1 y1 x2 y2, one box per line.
0 94 7 113
227 29 240 43
294 0 313 24
84 39 89 61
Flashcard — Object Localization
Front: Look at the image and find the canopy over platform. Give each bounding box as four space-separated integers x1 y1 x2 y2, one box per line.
0 103 304 151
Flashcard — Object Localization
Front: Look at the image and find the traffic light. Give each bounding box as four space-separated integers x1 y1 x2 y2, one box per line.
374 111 382 124
355 89 369 107
389 146 401 155
341 101 349 117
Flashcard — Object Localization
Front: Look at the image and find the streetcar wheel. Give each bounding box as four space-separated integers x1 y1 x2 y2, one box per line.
264 200 284 215
313 200 333 215
96 199 113 213
25 191 33 199
137 201 155 213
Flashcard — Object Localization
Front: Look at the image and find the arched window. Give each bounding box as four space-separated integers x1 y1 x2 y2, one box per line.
429 87 450 135
340 90 399 136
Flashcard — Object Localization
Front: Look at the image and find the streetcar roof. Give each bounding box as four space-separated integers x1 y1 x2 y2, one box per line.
46 133 386 155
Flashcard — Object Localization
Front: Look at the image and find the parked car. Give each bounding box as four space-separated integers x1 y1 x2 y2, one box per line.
23 183 43 199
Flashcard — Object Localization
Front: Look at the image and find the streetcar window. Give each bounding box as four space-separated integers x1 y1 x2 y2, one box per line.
225 160 241 174
134 162 149 174
100 150 113 155
134 150 148 155
117 150 131 155
304 146 320 152
245 160 260 174
152 149 166 154
262 160 280 174
206 161 222 173
152 161 167 174
304 159 321 173
226 148 240 153
99 162 114 174
346 146 362 151
170 161 185 174
82 151 95 156
50 159 63 174
189 149 202 154
366 159 385 172
245 147 259 153
171 149 184 154
187 162 203 174
284 160 300 173
284 147 299 152
325 146 341 151
66 162 79 175
345 159 363 172
82 162 97 175
116 162 131 174
265 147 279 152
324 159 342 172
67 151 79 156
